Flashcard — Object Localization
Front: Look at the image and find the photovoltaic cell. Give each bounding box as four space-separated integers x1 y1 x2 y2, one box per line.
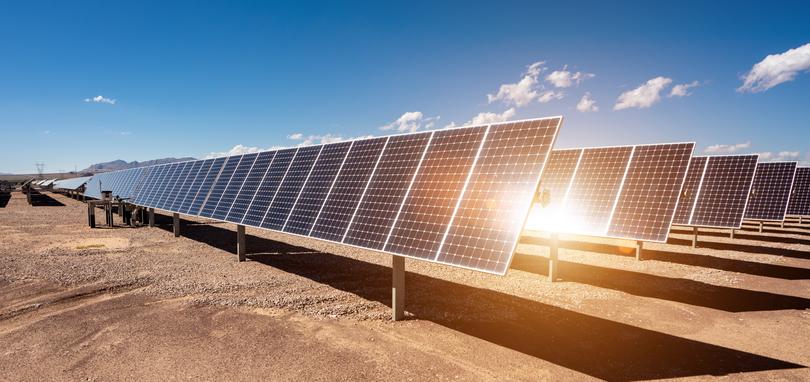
261 146 322 230
343 132 432 250
672 156 708 225
436 118 561 273
606 143 694 242
199 155 244 218
690 155 758 228
211 153 259 220
284 141 352 235
179 159 215 214
187 157 227 215
744 162 798 221
241 148 297 226
563 147 633 236
310 137 388 242
384 126 487 259
536 149 582 209
787 167 810 216
158 162 192 210
225 151 276 224
154 163 184 210
145 163 176 208
168 161 204 211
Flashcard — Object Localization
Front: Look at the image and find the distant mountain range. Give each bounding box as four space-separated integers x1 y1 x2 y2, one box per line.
80 157 196 173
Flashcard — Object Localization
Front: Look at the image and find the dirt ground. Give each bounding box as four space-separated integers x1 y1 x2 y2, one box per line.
1 191 809 381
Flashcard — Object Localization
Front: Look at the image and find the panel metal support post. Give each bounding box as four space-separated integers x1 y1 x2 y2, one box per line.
87 204 95 228
730 229 735 239
548 233 559 282
692 226 699 248
148 208 155 227
237 225 246 262
800 216 804 225
173 213 180 237
392 255 405 321
635 240 643 261
759 221 764 233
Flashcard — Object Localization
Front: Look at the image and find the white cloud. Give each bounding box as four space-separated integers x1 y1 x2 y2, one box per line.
379 111 439 133
537 90 564 103
669 81 700 97
287 133 303 140
614 76 673 110
576 93 599 112
84 95 116 105
487 61 546 107
704 141 751 154
545 67 595 88
469 108 517 125
204 144 264 159
754 151 801 162
119 131 131 136
738 43 810 93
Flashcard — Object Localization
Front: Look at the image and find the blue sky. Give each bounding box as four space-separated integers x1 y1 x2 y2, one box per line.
1 1 809 174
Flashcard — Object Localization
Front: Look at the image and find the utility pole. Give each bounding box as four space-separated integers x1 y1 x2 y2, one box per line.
35 163 45 179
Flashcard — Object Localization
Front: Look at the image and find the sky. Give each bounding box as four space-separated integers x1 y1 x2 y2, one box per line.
1 1 809 174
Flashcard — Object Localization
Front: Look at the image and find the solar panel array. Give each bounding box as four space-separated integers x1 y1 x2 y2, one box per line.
787 167 810 216
672 155 758 228
84 167 148 200
744 162 797 221
84 117 562 275
53 176 93 191
530 142 694 242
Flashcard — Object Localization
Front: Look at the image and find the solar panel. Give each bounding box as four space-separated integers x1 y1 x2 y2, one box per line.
168 161 204 211
179 159 215 214
199 155 244 217
240 148 297 226
436 118 561 273
211 153 259 220
384 126 487 259
89 116 562 275
787 167 810 216
310 137 388 241
225 151 276 224
744 162 798 221
343 132 432 250
688 155 758 228
284 141 352 235
260 146 322 230
672 156 708 225
606 143 693 241
187 157 227 215
563 146 633 236
529 142 695 243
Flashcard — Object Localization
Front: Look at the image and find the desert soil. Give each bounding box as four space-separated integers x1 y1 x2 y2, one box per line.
1 191 809 381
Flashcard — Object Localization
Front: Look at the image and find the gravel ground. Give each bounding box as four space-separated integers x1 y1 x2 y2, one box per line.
1 191 809 381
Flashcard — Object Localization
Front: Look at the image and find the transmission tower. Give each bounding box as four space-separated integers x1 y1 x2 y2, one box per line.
35 163 45 179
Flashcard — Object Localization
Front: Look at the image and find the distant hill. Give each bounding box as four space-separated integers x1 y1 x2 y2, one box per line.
80 157 196 173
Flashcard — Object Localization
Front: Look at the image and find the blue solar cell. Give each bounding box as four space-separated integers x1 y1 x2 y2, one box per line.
310 137 388 242
211 153 259 220
241 148 297 226
187 157 227 215
179 159 215 214
261 146 322 230
199 155 245 218
225 151 276 224
283 142 352 235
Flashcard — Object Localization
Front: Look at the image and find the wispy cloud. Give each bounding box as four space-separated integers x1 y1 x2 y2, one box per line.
545 67 594 88
614 76 673 110
204 144 264 158
487 61 546 107
119 131 132 136
704 141 750 154
576 92 599 112
754 151 801 162
738 43 810 93
379 111 439 133
468 108 517 125
669 81 700 97
537 90 564 103
84 95 116 105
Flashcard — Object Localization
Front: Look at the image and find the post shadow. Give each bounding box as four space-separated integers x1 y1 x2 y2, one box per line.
670 227 810 246
519 235 810 279
28 191 66 207
0 193 10 208
147 212 804 380
666 236 810 260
